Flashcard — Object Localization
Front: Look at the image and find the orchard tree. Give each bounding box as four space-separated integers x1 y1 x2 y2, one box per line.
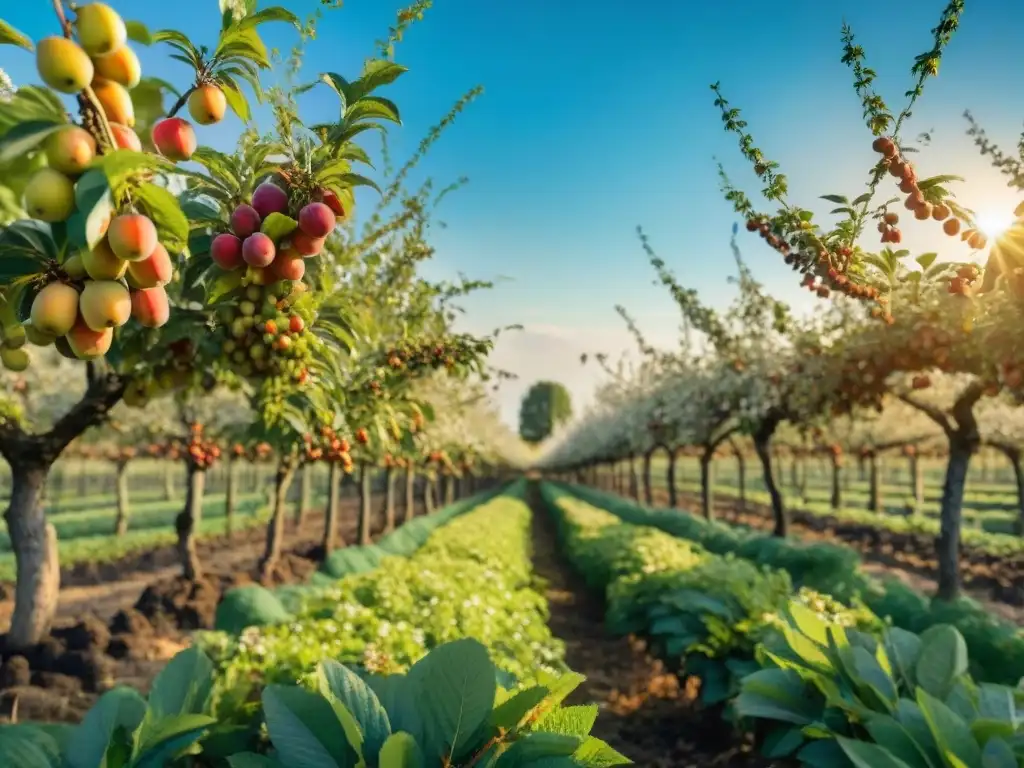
518 380 573 444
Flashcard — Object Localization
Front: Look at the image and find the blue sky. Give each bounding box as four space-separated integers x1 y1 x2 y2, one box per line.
4 0 1024 426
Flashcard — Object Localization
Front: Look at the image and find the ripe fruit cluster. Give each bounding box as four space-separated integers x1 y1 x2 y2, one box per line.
25 212 171 364
302 426 354 473
151 84 226 163
185 424 221 471
36 3 142 152
218 280 317 384
870 136 986 249
210 182 337 282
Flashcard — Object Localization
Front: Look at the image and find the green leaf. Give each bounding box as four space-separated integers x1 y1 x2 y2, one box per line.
378 732 422 768
261 685 355 768
0 121 64 164
332 173 382 195
852 192 872 205
915 253 938 271
102 150 169 192
882 628 921 689
572 736 631 767
0 87 66 133
132 713 216 767
0 19 33 51
261 212 298 243
345 96 401 125
981 738 1016 768
350 60 408 101
70 169 114 250
760 727 804 759
404 638 497 763
316 659 391 764
863 714 937 768
218 76 251 122
208 269 244 303
494 733 582 766
915 689 982 768
915 626 967 701
0 725 62 768
226 755 283 768
490 686 549 732
66 688 147 768
125 21 154 45
236 7 302 31
535 705 597 738
820 194 849 204
146 646 214 719
135 183 189 252
835 737 913 768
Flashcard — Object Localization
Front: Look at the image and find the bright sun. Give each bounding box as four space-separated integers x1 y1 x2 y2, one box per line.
975 209 1015 239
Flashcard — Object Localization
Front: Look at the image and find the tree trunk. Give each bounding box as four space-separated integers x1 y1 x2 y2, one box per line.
857 455 866 483
114 461 130 536
404 467 415 523
384 467 396 532
444 472 455 506
754 416 787 537
357 464 372 545
322 462 342 555
909 454 925 514
1008 449 1024 536
424 476 436 514
163 462 175 501
259 460 297 581
936 439 972 600
175 465 206 581
225 457 238 536
627 455 639 503
868 452 883 512
797 456 807 497
699 448 715 521
736 448 746 514
830 455 842 510
666 450 678 508
294 463 312 529
5 463 60 650
789 457 798 489
641 450 653 506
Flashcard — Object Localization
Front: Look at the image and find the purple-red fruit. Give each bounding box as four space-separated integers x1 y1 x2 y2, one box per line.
242 233 275 268
211 233 244 270
298 202 336 238
230 204 261 239
251 183 289 219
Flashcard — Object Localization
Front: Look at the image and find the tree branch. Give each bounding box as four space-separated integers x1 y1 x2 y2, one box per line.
897 393 951 434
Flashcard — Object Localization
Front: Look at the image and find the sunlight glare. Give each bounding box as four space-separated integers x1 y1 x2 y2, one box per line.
976 209 1015 239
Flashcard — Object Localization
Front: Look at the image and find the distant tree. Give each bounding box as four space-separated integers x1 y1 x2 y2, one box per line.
519 381 573 444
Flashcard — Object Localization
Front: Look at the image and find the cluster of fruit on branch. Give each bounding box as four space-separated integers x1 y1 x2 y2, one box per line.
184 423 221 471
870 137 983 247
302 426 355 473
10 3 186 370
745 218 882 305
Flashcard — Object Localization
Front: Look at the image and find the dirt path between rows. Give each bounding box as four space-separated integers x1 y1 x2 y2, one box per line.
648 487 1024 626
525 482 774 768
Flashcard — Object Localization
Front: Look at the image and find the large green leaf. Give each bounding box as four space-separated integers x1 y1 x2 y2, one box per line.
915 689 982 768
493 733 582 766
0 87 66 133
345 97 401 125
835 737 914 768
915 626 967 701
262 684 356 768
863 714 938 768
350 60 408 102
571 736 631 767
236 7 301 31
404 638 497 763
490 686 549 732
65 688 147 768
0 726 62 768
317 660 392 765
135 182 189 252
145 646 214 719
125 20 154 45
132 714 216 767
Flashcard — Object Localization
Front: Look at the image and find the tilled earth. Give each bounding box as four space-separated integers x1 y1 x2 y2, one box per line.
525 482 777 768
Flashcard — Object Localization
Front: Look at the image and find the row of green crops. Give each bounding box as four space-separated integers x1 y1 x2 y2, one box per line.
666 478 1024 556
540 483 1024 767
196 482 566 731
554 482 1024 686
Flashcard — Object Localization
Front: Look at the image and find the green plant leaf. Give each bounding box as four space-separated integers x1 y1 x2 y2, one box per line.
226 754 283 768
572 736 631 767
494 733 582 766
0 19 33 50
882 628 921 689
65 688 147 768
863 714 937 768
0 726 62 768
102 150 170 192
350 60 408 101
345 96 401 125
378 732 422 768
490 686 549 732
218 76 251 122
835 736 914 768
125 20 154 45
0 121 64 164
915 253 938 271
208 269 244 303
760 727 804 759
132 713 216 767
145 646 214 719
70 168 114 250
915 626 967 701
262 684 356 768
135 182 189 252
535 705 598 738
316 659 391 764
236 7 301 31
260 212 298 243
980 737 1015 768
915 688 982 768
404 638 497 763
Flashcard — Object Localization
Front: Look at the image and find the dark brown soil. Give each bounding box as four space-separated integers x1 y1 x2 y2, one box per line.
0 494 431 724
525 482 776 768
